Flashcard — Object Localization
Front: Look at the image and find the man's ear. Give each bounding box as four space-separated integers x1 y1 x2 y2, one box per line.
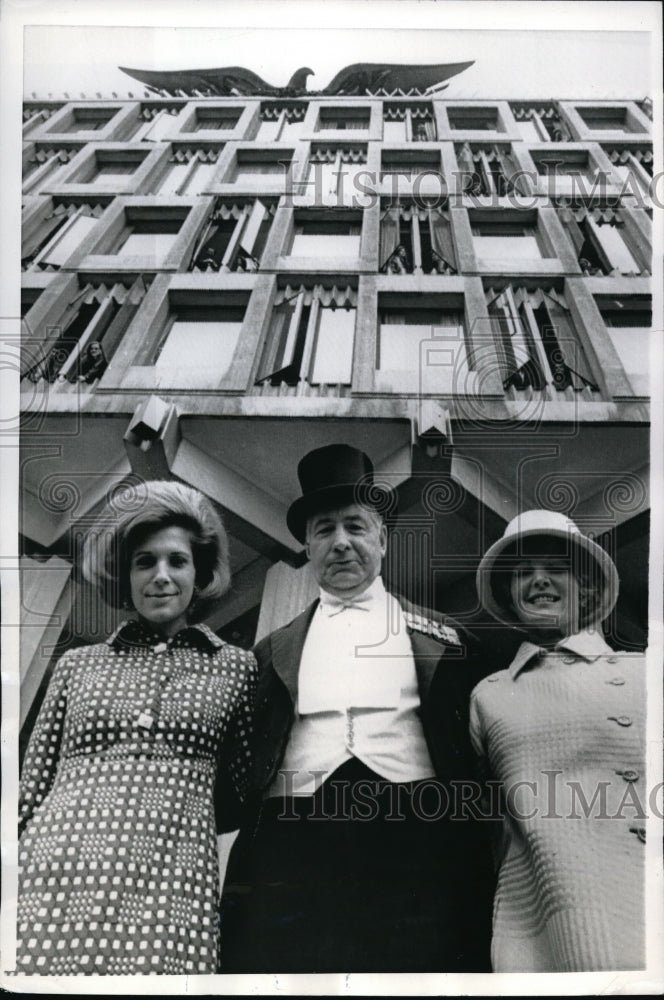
379 521 387 558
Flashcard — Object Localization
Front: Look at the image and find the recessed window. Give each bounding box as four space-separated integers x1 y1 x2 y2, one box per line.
190 199 273 272
597 296 651 396
456 144 522 196
69 150 149 190
56 107 118 133
155 301 246 378
606 148 652 197
510 105 570 142
22 205 103 270
256 285 356 387
23 280 146 385
110 210 186 262
488 285 599 395
471 218 547 262
153 147 221 196
317 107 370 131
288 212 361 257
307 147 368 203
378 307 465 372
578 107 632 132
383 105 436 142
448 108 500 131
231 150 291 183
23 147 77 193
191 107 242 132
380 203 456 274
561 208 642 275
257 104 307 141
532 151 594 180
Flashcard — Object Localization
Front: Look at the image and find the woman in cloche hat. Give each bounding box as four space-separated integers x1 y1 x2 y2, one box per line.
470 509 645 972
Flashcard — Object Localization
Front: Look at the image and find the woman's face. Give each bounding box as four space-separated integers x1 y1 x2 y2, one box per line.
89 342 102 358
510 557 580 639
129 525 196 637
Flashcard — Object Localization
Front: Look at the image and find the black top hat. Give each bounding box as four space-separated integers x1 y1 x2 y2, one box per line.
287 444 395 543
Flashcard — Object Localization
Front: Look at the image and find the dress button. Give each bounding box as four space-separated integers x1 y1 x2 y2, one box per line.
606 677 625 686
562 655 576 664
618 769 639 782
608 715 633 727
607 656 619 664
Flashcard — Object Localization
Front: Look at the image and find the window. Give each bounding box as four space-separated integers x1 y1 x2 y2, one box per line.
380 203 457 274
154 301 246 379
21 204 104 271
380 151 444 198
23 104 62 136
532 151 596 182
55 107 118 133
606 148 652 197
152 147 220 195
69 150 149 190
22 279 146 385
129 104 180 142
306 147 368 204
471 218 548 262
191 107 242 132
317 107 370 131
558 206 643 275
578 107 632 132
510 105 570 142
487 285 599 395
597 297 651 396
448 108 500 131
288 212 361 257
109 209 187 262
231 150 291 183
23 147 77 194
256 285 356 388
378 308 465 370
189 199 273 272
383 105 436 141
455 144 526 196
256 104 307 141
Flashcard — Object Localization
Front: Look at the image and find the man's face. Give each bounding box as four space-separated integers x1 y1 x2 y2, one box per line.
305 503 387 599
509 557 580 640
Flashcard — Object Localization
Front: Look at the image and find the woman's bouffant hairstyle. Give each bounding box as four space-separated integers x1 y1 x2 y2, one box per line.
82 480 231 624
491 536 604 630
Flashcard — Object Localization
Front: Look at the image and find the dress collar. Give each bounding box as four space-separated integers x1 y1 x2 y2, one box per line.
509 629 613 679
107 619 224 652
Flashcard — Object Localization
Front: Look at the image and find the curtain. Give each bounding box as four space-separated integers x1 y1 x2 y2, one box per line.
428 208 457 273
379 206 400 269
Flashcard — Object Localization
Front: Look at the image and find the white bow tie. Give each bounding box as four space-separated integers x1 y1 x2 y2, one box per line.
319 590 374 617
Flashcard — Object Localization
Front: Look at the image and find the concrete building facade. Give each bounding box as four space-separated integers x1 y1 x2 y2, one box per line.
19 73 652 733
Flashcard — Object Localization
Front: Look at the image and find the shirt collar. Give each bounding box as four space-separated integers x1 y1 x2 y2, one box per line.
509 629 613 679
107 619 224 652
318 575 386 612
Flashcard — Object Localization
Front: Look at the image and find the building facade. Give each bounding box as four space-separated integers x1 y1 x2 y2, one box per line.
19 71 652 732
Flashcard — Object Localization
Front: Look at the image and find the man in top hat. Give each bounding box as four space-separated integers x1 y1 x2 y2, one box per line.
218 444 494 974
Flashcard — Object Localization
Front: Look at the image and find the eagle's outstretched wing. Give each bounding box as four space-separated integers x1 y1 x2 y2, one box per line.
119 65 282 96
322 61 474 95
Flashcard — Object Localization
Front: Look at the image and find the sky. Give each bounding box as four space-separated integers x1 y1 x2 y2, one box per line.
13 3 659 102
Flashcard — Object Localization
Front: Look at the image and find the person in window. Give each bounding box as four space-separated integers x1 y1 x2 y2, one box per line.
386 243 410 274
470 509 645 972
66 341 107 384
16 481 256 975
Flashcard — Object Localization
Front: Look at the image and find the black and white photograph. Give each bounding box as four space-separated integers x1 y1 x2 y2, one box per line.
1 0 662 994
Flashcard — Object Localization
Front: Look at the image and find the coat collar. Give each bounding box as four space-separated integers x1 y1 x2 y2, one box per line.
107 618 224 652
509 629 614 679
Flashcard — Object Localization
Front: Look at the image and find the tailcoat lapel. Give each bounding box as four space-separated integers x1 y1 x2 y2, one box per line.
269 601 318 705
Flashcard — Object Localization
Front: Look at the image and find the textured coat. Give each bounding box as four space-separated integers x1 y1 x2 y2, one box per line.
470 635 646 972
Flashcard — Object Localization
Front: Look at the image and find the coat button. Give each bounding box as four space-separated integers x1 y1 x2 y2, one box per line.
608 715 633 727
606 677 625 686
562 655 576 664
607 656 619 663
487 676 500 683
618 769 639 782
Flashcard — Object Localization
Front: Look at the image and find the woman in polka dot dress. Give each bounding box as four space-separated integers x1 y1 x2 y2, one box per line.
16 482 256 975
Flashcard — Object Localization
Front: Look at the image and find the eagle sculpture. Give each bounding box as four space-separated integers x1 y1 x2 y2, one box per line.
119 61 474 97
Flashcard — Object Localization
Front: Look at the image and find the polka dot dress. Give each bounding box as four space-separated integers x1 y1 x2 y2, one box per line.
17 621 256 975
